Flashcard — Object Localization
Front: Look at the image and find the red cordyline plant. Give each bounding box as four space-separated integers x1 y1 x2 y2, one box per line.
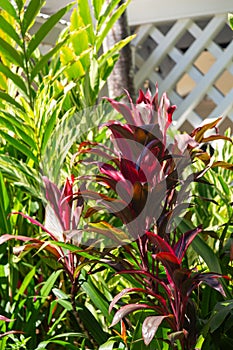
0 176 86 318
77 85 231 348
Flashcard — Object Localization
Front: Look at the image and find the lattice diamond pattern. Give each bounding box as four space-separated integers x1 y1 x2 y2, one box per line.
132 14 233 131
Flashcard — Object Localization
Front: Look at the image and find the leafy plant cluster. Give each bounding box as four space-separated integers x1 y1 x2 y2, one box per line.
0 0 232 349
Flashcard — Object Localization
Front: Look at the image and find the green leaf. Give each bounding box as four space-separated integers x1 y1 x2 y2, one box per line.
81 276 112 323
0 172 11 233
96 0 131 51
27 3 75 57
15 266 36 300
0 1 18 19
98 35 135 68
92 0 105 20
15 0 24 12
0 63 28 95
22 0 45 36
77 304 109 345
99 340 116 349
0 92 25 112
0 16 21 45
78 0 94 44
228 13 233 30
40 270 62 299
30 38 68 80
0 38 24 67
0 130 39 164
97 0 121 32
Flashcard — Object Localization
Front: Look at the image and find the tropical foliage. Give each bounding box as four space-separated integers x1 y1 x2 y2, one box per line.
0 0 232 349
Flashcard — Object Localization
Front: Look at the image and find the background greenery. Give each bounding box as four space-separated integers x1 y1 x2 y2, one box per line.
0 0 232 349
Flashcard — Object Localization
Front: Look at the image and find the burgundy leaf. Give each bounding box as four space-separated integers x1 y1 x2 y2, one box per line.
110 304 155 327
142 315 171 345
12 211 57 241
193 273 228 296
146 231 174 255
174 226 202 260
105 98 135 125
109 287 167 313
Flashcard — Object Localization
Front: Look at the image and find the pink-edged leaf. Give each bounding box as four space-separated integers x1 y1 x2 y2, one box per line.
142 315 171 346
110 304 154 327
0 330 24 338
0 235 62 259
0 315 15 322
109 287 167 313
105 98 135 125
174 226 202 260
193 273 228 296
117 270 171 296
11 212 57 240
146 232 174 255
0 234 40 245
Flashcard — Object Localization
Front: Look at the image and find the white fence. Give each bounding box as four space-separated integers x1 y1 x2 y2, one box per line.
131 14 233 133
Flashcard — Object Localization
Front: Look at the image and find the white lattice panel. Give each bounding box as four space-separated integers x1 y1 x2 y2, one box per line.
132 14 233 132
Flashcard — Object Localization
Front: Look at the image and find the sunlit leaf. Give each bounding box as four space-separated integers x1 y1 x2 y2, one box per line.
142 315 170 346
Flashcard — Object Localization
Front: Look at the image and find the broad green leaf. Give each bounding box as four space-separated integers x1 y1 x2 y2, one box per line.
0 1 17 19
15 0 24 12
96 0 131 51
40 107 58 155
81 277 112 322
78 0 94 44
0 172 11 233
77 304 109 345
15 266 36 300
27 3 75 56
228 13 233 30
0 16 21 45
0 63 28 95
0 130 39 164
22 0 45 36
40 269 62 299
0 38 23 67
98 35 135 67
0 115 37 150
92 0 105 20
97 0 121 32
99 340 116 350
30 38 68 80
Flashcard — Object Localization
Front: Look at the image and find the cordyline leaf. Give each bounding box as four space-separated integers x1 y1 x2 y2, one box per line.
0 234 61 259
110 304 155 327
193 273 228 296
142 315 171 346
109 287 167 313
146 231 174 255
87 221 129 243
155 252 180 283
11 211 57 240
190 117 222 143
211 161 233 170
201 135 232 143
173 226 202 260
0 315 15 322
0 330 24 339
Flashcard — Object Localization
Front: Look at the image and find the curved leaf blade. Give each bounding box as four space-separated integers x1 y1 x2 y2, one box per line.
142 315 170 346
27 3 75 57
110 304 153 327
22 0 45 36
